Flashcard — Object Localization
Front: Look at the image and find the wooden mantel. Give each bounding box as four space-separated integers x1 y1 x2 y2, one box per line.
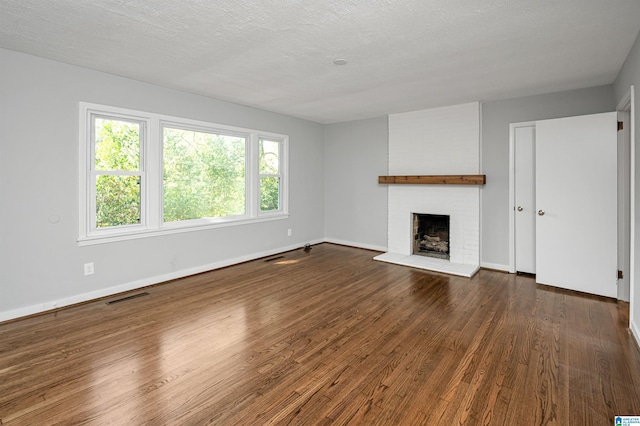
378 175 486 185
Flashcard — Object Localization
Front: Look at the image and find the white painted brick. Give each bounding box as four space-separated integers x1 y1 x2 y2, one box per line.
389 102 480 175
386 102 481 268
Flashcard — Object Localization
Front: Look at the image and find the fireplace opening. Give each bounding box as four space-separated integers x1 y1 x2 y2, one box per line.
412 213 450 260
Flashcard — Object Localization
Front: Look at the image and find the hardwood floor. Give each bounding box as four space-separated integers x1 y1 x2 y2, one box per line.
1 243 639 425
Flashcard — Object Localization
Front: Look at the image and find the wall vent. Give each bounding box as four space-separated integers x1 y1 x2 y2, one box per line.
264 256 285 262
106 292 149 305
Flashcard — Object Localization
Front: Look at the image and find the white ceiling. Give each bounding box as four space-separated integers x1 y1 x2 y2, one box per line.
1 0 640 124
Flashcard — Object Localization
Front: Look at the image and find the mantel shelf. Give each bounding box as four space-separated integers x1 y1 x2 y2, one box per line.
378 175 486 185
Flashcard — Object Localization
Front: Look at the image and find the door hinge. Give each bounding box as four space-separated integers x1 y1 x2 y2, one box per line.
618 270 623 279
618 121 624 131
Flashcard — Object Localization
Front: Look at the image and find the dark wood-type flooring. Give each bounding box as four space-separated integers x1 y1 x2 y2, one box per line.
1 244 639 425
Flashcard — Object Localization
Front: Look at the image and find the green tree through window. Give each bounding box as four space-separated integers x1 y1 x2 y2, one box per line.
163 127 246 222
80 102 288 242
259 139 281 211
94 117 142 228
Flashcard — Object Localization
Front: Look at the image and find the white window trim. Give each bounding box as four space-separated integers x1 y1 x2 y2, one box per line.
88 112 148 235
78 102 289 246
258 136 287 216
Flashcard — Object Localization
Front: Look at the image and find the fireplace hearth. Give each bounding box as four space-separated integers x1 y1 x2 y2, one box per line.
412 213 450 260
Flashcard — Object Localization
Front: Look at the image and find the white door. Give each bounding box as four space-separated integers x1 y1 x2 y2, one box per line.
514 125 536 274
535 112 618 298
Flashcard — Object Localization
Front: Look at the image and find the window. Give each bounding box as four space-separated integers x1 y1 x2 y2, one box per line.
259 138 282 212
163 125 247 222
79 103 288 244
91 114 145 231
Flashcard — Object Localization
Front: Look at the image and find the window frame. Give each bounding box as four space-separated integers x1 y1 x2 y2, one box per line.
160 121 251 227
258 137 286 216
78 102 289 245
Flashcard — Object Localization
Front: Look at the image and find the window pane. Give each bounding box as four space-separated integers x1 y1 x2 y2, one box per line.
96 175 141 228
163 127 246 222
259 139 279 175
260 177 280 211
94 118 140 171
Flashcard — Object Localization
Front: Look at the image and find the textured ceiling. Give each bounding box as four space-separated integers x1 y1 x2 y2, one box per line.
1 0 640 123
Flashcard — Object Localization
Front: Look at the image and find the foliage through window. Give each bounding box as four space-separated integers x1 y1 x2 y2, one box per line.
79 103 288 244
259 139 281 212
93 117 143 228
163 127 246 222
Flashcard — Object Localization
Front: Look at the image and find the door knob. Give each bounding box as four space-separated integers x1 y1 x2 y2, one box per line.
517 206 523 211
538 210 545 216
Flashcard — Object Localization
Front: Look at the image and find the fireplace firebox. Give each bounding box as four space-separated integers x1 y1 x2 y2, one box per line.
412 213 450 259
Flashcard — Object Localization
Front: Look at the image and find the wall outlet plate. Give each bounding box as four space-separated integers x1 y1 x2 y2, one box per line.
84 262 94 276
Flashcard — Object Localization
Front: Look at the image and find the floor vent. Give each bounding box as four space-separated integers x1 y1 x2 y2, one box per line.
265 256 285 262
106 292 150 305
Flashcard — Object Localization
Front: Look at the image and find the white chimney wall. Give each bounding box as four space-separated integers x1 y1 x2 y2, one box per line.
385 102 481 268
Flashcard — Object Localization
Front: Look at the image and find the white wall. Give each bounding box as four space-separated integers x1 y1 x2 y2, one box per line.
481 86 616 270
324 117 388 251
614 29 640 344
0 48 325 320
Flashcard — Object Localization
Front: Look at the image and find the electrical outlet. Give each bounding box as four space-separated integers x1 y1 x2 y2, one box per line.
84 262 94 276
287 228 292 237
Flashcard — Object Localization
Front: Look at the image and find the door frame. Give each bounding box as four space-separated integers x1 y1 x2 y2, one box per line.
617 86 636 326
617 99 632 301
508 121 536 273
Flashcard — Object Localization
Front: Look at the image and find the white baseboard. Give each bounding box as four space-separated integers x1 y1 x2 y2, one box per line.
0 240 324 323
631 318 640 350
480 262 510 272
324 238 387 252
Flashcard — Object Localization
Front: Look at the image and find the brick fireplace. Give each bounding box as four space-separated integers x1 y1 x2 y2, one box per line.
374 102 481 277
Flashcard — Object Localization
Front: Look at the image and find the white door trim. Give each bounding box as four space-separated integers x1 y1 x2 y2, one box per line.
618 86 636 336
508 121 536 273
617 107 631 301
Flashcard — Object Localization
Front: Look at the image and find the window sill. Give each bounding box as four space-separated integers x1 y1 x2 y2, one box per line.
78 213 289 246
